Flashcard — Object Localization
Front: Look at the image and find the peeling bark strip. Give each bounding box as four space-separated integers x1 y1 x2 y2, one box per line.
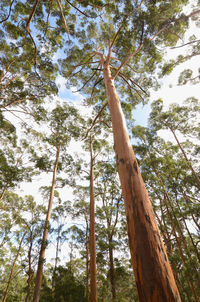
102 62 181 302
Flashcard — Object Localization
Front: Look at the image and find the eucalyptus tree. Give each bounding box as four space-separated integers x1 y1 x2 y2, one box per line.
131 124 200 301
95 160 124 301
60 1 199 300
150 97 200 187
22 102 82 302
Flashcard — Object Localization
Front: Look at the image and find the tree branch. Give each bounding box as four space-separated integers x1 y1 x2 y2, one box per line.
56 0 70 35
110 0 144 49
65 0 90 17
171 39 200 49
112 43 143 80
0 0 15 23
73 64 100 92
83 102 108 140
26 0 40 33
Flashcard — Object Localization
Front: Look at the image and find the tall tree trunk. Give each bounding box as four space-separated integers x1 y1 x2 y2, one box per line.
170 127 200 187
25 231 34 302
2 232 26 302
152 170 199 302
108 236 116 301
102 62 181 302
89 136 97 302
32 144 60 302
51 223 61 296
85 218 89 301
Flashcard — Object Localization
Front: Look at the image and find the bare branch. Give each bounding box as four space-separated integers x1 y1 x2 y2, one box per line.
26 0 40 33
26 30 38 66
0 0 15 23
65 0 90 17
83 102 108 140
90 77 103 100
110 0 144 49
0 98 26 109
73 64 100 93
112 43 143 80
73 60 100 68
117 71 145 104
171 39 200 49
56 0 70 35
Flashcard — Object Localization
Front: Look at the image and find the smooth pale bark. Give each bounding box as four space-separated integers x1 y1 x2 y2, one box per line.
89 136 97 302
102 60 181 302
2 232 26 302
32 144 60 302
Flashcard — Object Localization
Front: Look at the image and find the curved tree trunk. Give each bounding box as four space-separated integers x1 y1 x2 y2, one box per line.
89 136 97 302
102 61 181 302
32 144 60 302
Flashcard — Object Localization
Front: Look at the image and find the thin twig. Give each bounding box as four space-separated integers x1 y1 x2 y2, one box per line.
73 64 100 92
90 77 103 100
0 0 15 23
112 43 143 80
110 0 144 48
83 102 108 140
65 0 90 17
171 39 200 49
117 71 145 103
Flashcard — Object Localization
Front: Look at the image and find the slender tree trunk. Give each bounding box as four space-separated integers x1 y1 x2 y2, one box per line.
85 218 89 301
170 128 200 187
181 191 200 232
51 223 61 296
2 232 26 302
89 136 97 302
152 169 199 302
108 236 116 301
25 231 34 302
0 184 8 202
102 61 181 302
32 144 60 302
